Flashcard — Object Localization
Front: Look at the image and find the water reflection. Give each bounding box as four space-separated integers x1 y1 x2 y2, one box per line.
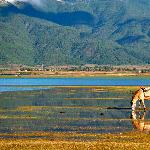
131 111 150 133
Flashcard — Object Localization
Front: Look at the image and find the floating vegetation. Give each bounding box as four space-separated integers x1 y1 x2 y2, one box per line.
16 106 49 112
0 115 37 119
64 97 126 100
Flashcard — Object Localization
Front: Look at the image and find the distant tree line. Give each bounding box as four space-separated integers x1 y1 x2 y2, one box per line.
1 64 150 73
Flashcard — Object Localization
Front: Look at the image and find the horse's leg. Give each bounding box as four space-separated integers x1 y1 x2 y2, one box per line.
139 91 145 110
139 100 142 109
140 98 146 111
132 99 136 111
132 111 136 119
140 111 146 120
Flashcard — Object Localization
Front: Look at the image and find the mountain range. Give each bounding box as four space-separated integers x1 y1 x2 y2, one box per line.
0 0 150 65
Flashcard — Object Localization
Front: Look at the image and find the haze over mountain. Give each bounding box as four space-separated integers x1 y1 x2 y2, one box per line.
0 0 150 65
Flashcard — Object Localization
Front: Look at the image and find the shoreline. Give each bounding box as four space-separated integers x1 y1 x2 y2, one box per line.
0 71 150 78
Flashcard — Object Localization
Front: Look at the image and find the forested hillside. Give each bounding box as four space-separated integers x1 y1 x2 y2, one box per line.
0 0 150 65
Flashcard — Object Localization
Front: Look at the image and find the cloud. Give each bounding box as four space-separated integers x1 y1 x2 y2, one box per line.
6 0 45 8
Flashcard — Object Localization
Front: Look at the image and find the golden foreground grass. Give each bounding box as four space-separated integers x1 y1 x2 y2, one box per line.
0 132 150 150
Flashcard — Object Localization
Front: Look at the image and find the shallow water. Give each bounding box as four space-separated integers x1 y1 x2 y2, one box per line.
0 77 150 87
1 86 150 140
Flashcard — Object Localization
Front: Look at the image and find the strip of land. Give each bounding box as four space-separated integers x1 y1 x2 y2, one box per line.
0 70 150 78
0 64 150 78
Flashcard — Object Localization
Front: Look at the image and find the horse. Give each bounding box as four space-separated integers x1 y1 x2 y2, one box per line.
131 87 150 111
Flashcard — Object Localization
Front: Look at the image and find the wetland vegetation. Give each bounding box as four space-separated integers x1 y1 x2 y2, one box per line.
0 85 150 149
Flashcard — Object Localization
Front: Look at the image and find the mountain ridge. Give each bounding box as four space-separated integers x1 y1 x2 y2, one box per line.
0 0 150 65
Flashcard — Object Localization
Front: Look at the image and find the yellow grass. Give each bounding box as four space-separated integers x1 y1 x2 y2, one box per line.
65 97 126 100
16 106 49 112
0 132 150 150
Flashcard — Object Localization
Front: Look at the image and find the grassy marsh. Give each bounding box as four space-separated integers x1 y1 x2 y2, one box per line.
0 86 150 149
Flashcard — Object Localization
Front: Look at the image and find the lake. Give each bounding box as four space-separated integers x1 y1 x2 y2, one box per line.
0 77 150 92
0 77 150 140
0 77 150 86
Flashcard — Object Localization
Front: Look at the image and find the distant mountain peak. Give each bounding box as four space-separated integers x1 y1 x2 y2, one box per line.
0 0 8 4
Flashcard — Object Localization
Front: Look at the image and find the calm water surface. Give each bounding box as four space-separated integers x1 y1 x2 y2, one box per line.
0 77 150 92
0 77 150 86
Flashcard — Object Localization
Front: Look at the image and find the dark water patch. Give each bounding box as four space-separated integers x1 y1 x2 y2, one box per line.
0 85 48 92
0 117 133 134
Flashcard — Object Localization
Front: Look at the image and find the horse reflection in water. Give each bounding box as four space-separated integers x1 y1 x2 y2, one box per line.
131 111 150 133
